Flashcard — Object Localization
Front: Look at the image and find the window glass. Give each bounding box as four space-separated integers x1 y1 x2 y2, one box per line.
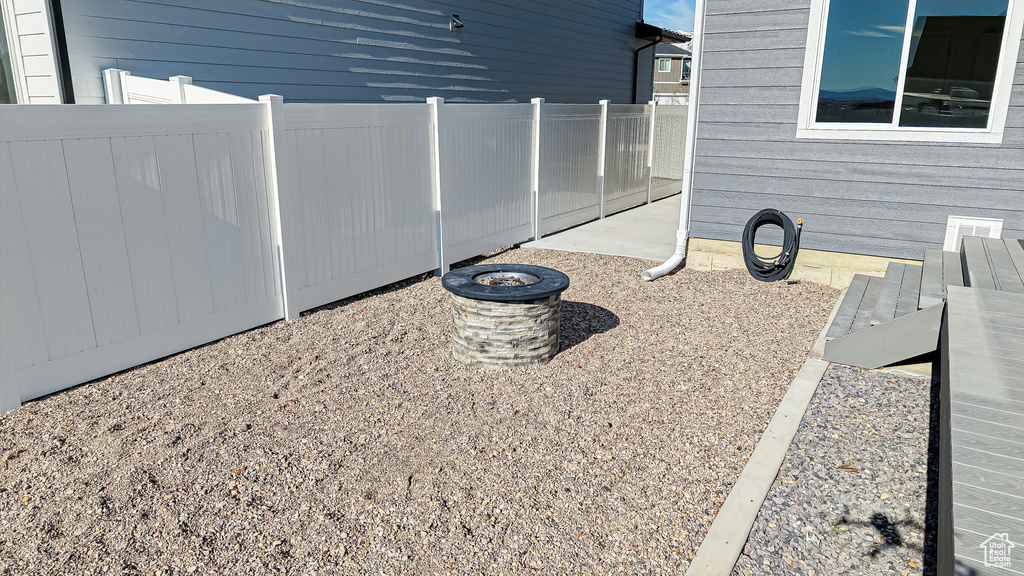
681 58 691 80
815 0 910 123
1 11 18 104
657 58 671 73
899 0 1007 128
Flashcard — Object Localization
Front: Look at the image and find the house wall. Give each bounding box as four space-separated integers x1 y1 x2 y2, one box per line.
1 0 62 102
653 56 689 99
654 57 686 84
690 0 1024 260
58 0 644 104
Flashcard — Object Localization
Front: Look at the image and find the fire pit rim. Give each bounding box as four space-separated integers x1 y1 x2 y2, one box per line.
441 264 570 302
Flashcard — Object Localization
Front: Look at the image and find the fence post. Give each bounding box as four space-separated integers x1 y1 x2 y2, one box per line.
169 75 192 104
102 69 131 104
102 69 124 104
0 318 20 412
646 99 658 205
427 97 448 276
259 94 298 321
597 99 610 219
531 97 544 240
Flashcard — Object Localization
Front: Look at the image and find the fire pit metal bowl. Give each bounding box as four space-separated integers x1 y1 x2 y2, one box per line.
441 264 570 368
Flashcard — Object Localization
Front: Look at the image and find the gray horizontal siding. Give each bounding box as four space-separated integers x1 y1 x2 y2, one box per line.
61 0 643 104
691 0 1024 259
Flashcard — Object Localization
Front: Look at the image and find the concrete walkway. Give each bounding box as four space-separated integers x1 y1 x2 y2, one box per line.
523 194 681 261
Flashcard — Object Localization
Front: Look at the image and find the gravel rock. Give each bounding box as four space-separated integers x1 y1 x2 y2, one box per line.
0 248 837 574
733 364 936 576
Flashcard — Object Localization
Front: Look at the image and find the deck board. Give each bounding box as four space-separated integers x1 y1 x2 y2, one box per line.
984 238 1024 293
850 276 883 334
919 249 945 309
825 274 870 340
961 236 998 290
1006 239 1024 282
944 286 1024 575
870 262 904 325
895 263 922 318
942 249 965 292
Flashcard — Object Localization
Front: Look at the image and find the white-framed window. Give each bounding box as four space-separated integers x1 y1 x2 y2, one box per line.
657 58 671 73
796 0 1024 143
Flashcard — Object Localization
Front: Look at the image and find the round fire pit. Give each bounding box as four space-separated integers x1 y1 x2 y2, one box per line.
441 264 570 368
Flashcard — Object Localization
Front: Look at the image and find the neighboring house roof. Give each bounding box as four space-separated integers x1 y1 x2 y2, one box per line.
655 43 692 58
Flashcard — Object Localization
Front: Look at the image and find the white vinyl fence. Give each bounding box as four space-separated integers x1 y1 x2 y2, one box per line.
602 104 653 216
103 69 256 104
0 95 687 412
537 103 602 236
274 101 438 316
651 104 689 200
435 100 535 269
0 104 283 409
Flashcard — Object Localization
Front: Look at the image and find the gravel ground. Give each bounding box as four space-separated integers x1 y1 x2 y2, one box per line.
1 248 837 575
733 364 938 576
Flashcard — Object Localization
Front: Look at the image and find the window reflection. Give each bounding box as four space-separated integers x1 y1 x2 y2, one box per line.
899 0 1006 128
815 0 909 123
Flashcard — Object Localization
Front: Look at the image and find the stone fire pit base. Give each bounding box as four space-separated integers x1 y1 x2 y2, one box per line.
441 264 570 369
450 293 561 368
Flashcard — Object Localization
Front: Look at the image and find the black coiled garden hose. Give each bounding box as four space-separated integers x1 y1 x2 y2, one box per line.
741 209 804 282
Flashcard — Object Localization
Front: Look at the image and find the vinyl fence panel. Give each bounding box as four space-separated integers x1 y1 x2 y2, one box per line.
438 103 534 267
0 104 283 407
651 105 688 200
603 104 652 216
538 104 602 236
279 103 438 314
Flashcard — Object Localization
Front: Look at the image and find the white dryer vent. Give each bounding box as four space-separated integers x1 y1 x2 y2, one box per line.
943 216 1003 251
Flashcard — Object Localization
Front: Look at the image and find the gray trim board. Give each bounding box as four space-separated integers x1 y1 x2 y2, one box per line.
823 303 943 370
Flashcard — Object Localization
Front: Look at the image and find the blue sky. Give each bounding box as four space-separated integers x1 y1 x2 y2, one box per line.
643 0 697 33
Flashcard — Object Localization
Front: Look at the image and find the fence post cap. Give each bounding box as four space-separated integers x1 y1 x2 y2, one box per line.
259 94 284 104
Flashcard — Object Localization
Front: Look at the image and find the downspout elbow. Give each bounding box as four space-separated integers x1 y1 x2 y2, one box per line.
641 229 689 281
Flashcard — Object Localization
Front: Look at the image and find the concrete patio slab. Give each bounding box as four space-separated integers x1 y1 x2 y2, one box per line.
523 194 681 262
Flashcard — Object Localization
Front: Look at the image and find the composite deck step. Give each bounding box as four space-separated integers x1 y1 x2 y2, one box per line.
825 274 871 340
870 262 923 326
825 274 886 340
918 249 965 309
823 236 1023 369
960 236 1024 293
850 275 884 334
1005 237 1024 284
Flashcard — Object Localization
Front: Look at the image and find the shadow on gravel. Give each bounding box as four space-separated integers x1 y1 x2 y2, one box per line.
831 358 940 576
559 301 619 352
834 511 925 557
